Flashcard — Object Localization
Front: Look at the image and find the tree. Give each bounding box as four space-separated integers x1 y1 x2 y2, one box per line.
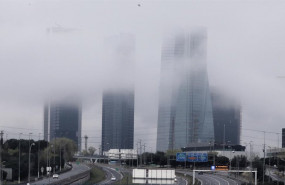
252 156 264 182
215 156 229 165
88 147 96 156
231 155 248 168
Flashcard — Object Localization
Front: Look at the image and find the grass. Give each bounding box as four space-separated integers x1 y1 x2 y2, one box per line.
113 172 133 185
176 172 201 185
85 165 106 184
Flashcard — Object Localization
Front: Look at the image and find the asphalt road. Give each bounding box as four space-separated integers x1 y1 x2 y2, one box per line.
30 163 90 185
267 167 285 183
97 164 186 185
196 173 241 185
178 170 242 185
95 164 123 185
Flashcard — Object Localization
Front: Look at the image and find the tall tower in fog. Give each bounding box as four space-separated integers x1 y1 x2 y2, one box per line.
156 29 214 152
211 88 241 145
101 34 135 154
44 99 82 151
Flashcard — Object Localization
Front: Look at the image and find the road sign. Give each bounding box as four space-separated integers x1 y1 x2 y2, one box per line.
176 153 186 162
187 153 208 162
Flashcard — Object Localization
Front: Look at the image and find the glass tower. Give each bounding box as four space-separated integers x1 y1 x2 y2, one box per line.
44 99 82 151
101 91 134 153
101 33 135 154
156 30 214 152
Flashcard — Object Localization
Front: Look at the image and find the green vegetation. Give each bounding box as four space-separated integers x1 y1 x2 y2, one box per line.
1 137 77 182
113 172 132 185
176 172 201 185
85 165 106 184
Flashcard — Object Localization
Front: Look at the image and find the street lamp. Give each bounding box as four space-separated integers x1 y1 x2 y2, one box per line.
28 143 35 183
18 133 22 184
37 133 41 179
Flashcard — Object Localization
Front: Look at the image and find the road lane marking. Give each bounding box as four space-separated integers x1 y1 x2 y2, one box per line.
209 174 230 185
204 175 221 185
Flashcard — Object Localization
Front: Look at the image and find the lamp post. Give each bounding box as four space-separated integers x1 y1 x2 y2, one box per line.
18 133 22 184
59 143 62 172
53 143 55 174
38 133 41 179
28 143 35 183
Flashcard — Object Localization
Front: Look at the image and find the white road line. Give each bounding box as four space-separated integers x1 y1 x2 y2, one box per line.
204 175 221 185
209 174 230 185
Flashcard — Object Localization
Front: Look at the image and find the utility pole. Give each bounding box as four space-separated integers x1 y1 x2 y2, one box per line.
136 142 138 167
38 133 41 179
138 140 142 167
143 144 146 165
84 135 88 151
18 133 22 184
223 124 225 155
250 141 253 170
0 130 4 185
263 131 265 184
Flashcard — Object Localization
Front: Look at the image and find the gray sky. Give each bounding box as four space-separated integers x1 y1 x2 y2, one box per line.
1 0 285 155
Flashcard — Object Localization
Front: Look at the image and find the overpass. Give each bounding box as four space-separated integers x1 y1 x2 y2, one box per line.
74 155 108 163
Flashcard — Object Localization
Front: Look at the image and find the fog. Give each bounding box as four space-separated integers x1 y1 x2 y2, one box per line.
1 0 285 155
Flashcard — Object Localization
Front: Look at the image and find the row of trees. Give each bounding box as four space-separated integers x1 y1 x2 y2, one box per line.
1 137 77 182
116 150 285 183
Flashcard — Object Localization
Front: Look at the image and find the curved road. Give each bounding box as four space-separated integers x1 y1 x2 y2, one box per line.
31 163 90 185
97 164 186 185
197 173 241 185
178 170 242 185
95 164 123 185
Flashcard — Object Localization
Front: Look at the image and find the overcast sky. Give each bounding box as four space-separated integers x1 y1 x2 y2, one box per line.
1 0 285 155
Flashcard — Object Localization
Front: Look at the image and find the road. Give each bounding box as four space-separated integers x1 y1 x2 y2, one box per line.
178 170 242 185
266 167 285 183
196 173 242 185
31 163 90 185
95 164 123 185
97 164 186 185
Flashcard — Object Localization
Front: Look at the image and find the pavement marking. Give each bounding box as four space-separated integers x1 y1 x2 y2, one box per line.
209 174 230 185
204 175 221 185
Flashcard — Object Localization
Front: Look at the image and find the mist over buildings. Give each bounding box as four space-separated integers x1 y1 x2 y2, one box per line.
1 0 285 154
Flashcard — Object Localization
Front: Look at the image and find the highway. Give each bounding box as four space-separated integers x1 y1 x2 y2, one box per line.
196 173 242 185
96 164 186 185
95 164 123 185
178 170 242 185
30 163 90 185
266 167 285 183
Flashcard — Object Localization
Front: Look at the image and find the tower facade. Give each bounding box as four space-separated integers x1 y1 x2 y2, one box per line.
211 88 241 146
101 34 135 154
101 91 134 153
156 30 214 152
44 100 82 151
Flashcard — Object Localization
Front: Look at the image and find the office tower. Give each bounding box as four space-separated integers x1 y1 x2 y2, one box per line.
211 88 241 145
101 91 134 153
156 29 214 152
278 128 285 148
101 34 135 154
44 99 82 151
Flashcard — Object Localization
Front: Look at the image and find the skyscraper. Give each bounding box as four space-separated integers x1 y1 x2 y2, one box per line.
101 34 135 154
211 88 241 145
156 29 214 152
44 99 82 151
101 91 134 153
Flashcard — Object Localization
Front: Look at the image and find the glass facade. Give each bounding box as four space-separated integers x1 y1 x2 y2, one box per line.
101 91 134 153
43 100 82 151
157 30 214 152
211 89 241 145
